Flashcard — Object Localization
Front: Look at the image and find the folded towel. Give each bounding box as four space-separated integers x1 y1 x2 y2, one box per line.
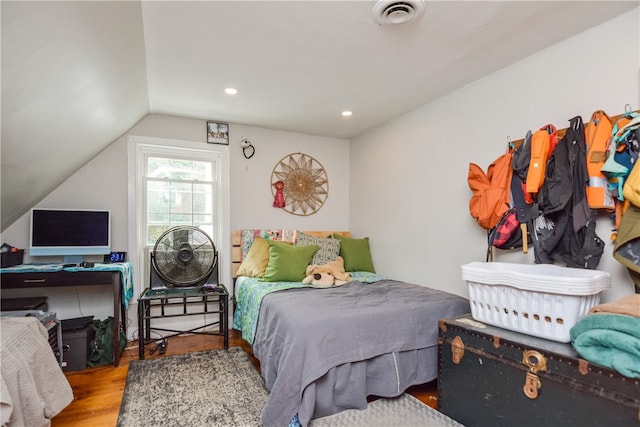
589 294 640 317
570 313 640 378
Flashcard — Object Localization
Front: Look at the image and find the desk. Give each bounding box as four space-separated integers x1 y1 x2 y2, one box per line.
0 263 134 367
137 286 228 360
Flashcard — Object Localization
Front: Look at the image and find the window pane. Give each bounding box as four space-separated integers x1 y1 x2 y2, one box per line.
147 157 212 181
147 225 168 245
193 183 213 214
147 181 170 215
147 213 169 223
169 182 193 215
193 214 214 227
193 216 214 243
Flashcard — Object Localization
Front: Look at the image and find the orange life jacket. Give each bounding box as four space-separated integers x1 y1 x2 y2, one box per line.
468 150 513 230
525 124 556 194
584 110 615 210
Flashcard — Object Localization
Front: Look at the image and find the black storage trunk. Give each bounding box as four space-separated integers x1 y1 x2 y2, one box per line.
438 315 639 427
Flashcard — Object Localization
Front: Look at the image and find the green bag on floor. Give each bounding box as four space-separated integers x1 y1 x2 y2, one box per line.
88 317 126 367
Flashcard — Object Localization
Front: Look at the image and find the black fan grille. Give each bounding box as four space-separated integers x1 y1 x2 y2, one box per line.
152 226 217 287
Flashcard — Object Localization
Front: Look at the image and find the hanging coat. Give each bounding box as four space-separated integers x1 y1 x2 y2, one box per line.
530 116 604 269
468 151 513 230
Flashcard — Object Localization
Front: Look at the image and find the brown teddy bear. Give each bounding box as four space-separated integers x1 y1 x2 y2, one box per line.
302 256 353 288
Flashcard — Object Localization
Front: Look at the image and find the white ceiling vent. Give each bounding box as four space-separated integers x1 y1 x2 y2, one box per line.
372 0 426 26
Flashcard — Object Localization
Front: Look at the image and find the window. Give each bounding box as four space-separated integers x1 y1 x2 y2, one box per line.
145 156 216 245
127 136 229 297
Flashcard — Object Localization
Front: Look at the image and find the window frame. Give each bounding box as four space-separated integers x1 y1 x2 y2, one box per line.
127 135 230 298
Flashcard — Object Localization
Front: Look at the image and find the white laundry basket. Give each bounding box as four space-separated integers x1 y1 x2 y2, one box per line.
461 262 611 342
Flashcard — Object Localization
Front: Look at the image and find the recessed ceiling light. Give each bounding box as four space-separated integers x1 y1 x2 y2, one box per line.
225 88 238 95
342 111 353 117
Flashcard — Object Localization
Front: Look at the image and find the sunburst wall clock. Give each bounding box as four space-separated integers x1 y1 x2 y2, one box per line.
271 152 329 216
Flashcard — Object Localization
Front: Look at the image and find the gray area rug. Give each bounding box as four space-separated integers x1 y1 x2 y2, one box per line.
117 347 269 426
118 346 464 427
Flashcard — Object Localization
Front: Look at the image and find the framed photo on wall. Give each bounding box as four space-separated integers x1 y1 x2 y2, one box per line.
207 121 229 145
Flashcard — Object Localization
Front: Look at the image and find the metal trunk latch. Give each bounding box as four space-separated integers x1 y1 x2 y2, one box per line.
451 335 465 364
522 350 547 399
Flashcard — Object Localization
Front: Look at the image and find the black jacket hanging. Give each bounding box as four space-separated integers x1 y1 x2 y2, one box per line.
530 116 604 269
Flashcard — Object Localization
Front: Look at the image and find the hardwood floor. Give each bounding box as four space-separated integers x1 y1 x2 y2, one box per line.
52 329 438 426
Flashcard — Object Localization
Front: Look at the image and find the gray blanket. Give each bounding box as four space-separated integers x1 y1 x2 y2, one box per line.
1 317 73 427
252 280 470 427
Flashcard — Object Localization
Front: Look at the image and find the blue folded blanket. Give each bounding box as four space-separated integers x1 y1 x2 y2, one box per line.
570 313 640 378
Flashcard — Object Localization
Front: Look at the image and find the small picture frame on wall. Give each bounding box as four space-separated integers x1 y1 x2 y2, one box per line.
207 121 229 145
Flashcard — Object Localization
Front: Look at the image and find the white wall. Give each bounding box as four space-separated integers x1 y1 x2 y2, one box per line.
350 9 640 304
2 114 349 338
229 124 350 231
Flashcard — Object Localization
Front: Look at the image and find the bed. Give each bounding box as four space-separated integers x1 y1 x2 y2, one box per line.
0 316 73 427
231 230 470 427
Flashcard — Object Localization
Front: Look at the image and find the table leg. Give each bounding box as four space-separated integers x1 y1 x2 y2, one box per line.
138 299 145 360
112 272 121 367
223 293 228 349
144 299 151 341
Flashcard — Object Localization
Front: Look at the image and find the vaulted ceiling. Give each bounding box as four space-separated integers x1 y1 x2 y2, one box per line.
2 1 637 231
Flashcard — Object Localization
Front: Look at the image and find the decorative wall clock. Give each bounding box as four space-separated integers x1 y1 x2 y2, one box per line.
271 152 329 216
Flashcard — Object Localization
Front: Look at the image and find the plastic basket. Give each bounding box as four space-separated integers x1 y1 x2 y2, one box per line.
461 262 611 342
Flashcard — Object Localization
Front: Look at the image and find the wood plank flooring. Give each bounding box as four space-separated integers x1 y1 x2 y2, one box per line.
52 329 438 426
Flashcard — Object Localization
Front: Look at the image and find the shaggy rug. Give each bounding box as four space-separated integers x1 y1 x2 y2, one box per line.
117 347 464 427
117 347 269 426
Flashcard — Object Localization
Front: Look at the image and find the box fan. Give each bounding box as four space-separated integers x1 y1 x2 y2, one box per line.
149 226 219 289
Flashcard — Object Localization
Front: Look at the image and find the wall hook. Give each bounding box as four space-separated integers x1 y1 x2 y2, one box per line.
240 138 255 159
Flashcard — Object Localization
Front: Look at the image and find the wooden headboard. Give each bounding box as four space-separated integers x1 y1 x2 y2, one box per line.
231 230 351 278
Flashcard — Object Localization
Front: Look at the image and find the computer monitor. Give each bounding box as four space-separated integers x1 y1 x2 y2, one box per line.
29 208 111 263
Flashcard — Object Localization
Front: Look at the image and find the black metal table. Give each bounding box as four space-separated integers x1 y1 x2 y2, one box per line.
137 285 228 359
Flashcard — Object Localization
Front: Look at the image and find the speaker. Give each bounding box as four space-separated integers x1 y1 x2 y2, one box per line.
62 323 95 371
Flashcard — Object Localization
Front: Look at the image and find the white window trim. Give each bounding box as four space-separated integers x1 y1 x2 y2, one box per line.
127 135 230 298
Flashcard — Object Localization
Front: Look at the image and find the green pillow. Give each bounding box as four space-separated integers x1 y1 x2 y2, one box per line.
262 240 318 282
334 234 376 273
